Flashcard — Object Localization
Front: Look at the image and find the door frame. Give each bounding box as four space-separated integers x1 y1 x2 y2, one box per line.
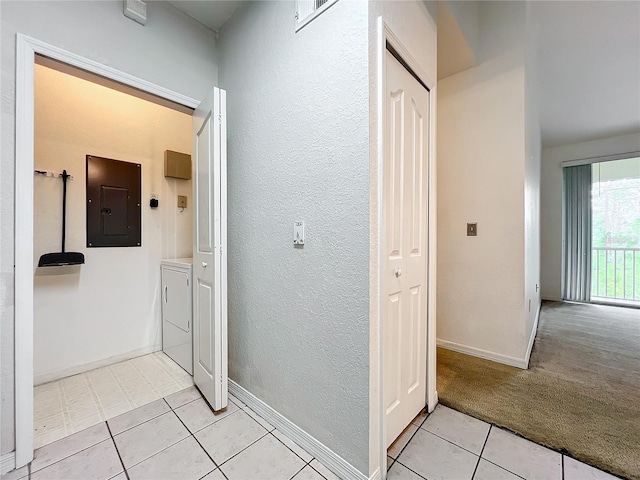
370 19 437 480
13 33 199 468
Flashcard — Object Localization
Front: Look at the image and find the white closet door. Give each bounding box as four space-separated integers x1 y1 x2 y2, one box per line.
193 87 228 410
383 50 430 447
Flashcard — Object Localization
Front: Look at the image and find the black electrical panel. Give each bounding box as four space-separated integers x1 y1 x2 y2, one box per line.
86 155 141 247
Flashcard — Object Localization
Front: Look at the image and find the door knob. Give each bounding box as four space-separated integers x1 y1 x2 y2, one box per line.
395 268 402 278
202 261 208 268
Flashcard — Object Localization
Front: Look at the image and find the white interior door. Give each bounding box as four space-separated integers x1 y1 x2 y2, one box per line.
193 87 228 411
383 50 430 448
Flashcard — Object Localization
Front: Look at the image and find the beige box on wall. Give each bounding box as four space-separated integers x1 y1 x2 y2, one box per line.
164 150 191 180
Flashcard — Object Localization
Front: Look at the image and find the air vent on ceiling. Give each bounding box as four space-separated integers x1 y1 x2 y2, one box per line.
295 0 338 32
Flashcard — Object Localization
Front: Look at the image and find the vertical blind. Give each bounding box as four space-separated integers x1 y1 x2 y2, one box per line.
562 165 592 302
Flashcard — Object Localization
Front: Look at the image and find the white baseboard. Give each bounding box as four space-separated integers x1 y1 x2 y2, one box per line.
524 301 542 368
34 343 162 385
437 339 528 369
1 452 15 475
541 296 562 302
229 380 368 480
369 468 381 480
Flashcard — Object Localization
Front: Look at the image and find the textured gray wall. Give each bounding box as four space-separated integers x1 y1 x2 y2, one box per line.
218 1 371 474
0 0 217 456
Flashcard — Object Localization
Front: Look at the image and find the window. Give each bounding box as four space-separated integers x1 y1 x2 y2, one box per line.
295 0 338 31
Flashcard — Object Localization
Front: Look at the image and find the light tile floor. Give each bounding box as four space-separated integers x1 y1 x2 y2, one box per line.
5 388 620 480
388 404 620 480
34 352 193 448
7 386 339 480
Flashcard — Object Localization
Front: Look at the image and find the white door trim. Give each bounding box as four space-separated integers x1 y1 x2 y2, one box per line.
13 33 198 468
371 19 437 480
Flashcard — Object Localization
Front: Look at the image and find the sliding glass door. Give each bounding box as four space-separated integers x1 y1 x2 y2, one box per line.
591 158 640 305
563 157 640 306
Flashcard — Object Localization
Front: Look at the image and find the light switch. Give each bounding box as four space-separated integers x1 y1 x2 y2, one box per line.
467 222 477 236
294 221 305 245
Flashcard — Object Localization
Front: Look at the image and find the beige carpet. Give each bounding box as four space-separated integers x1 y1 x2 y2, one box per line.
437 301 640 480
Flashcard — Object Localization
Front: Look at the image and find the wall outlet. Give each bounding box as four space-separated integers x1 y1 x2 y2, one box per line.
177 195 187 208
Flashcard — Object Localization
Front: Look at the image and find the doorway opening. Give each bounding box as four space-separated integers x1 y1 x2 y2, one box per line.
32 55 195 449
590 157 640 306
562 156 640 307
14 34 224 469
373 22 437 480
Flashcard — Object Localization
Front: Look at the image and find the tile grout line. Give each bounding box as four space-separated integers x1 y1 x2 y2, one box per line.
289 464 308 480
119 411 193 472
479 457 527 480
416 427 482 458
170 408 227 480
30 434 113 476
387 457 395 473
241 405 276 434
188 409 243 436
215 431 271 470
471 425 530 480
466 414 575 468
470 425 492 479
106 421 130 480
268 429 315 466
392 460 429 480
166 391 203 411
168 394 292 477
389 409 430 461
307 462 331 480
108 402 172 437
386 408 429 474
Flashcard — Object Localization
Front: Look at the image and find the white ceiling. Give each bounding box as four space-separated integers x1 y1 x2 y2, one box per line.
168 0 242 32
168 1 639 149
536 1 640 148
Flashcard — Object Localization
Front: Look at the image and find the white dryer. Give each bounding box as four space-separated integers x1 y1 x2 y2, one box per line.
161 258 193 375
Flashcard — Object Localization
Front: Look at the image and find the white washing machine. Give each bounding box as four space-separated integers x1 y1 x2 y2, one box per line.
161 258 193 375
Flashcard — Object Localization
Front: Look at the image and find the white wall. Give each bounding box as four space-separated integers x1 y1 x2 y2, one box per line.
437 2 478 80
1 0 216 456
437 1 530 364
33 64 192 384
540 132 640 300
218 1 370 476
367 1 438 476
447 1 480 61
